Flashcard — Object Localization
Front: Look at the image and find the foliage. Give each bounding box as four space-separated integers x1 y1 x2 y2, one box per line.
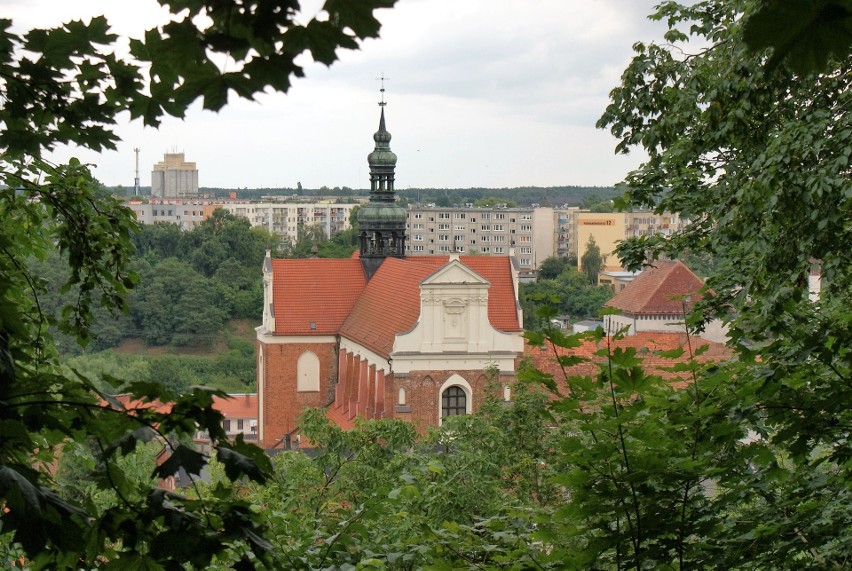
743 0 852 74
521 264 612 329
32 212 275 355
64 336 257 395
580 235 605 284
581 193 616 212
472 196 518 207
0 0 397 566
537 255 571 280
596 0 852 566
225 387 558 569
279 223 358 259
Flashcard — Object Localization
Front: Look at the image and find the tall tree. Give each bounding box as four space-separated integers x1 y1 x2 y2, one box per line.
537 255 570 280
580 235 605 284
596 0 851 565
0 0 397 566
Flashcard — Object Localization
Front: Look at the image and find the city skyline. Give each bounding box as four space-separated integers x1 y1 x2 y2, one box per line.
7 1 671 189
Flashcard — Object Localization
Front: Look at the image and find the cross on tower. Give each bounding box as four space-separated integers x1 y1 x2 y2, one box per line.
376 74 389 106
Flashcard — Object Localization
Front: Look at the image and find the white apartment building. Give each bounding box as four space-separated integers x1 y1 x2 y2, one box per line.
215 201 356 243
404 205 575 271
127 199 211 230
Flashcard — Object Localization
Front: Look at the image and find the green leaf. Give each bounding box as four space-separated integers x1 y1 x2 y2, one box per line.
153 444 206 479
216 436 272 483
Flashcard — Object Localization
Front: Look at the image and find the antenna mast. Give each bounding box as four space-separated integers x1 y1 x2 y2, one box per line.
133 147 140 196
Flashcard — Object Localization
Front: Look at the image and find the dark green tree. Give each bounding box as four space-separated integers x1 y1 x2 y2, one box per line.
537 255 570 280
0 0 397 566
595 0 852 566
580 235 605 284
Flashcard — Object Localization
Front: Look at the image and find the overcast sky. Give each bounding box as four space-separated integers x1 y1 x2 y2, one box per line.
6 0 670 190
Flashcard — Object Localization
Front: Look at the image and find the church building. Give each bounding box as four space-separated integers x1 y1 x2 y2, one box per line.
255 98 525 448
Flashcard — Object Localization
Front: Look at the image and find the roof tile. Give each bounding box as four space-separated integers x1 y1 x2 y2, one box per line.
606 260 704 315
213 394 257 419
272 258 367 335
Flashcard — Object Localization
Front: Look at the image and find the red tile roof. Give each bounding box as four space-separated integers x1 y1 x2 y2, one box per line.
272 258 367 335
213 394 257 419
606 260 704 315
340 257 438 355
325 405 356 431
459 256 521 332
525 332 731 391
274 255 520 357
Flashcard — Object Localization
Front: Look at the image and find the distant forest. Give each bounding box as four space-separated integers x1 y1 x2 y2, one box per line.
123 185 620 207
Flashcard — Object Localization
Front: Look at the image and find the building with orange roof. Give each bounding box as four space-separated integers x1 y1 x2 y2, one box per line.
256 97 525 446
213 393 258 440
603 259 728 342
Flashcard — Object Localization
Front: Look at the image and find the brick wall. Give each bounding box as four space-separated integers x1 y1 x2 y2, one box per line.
387 369 513 433
259 340 338 448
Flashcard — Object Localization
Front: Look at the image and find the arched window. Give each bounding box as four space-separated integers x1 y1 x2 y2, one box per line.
441 386 467 418
296 351 320 392
438 375 472 424
398 387 407 405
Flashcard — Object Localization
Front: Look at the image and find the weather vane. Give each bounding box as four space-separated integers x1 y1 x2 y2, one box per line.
376 74 389 106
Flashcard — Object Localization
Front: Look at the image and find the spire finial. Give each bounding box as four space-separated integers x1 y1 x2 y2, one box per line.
376 73 389 107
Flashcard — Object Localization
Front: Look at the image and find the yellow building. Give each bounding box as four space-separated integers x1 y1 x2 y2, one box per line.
576 212 628 271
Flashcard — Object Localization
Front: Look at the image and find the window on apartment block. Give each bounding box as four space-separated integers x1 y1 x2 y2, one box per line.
439 213 450 219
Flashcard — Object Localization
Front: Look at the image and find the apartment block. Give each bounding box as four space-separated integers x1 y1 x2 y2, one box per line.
215 201 355 243
404 205 556 271
127 199 212 230
151 153 199 199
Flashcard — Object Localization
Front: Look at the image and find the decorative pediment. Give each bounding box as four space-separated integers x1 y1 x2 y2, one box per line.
421 259 489 287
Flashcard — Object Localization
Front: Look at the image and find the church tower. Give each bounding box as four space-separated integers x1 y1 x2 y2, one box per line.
358 87 407 279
